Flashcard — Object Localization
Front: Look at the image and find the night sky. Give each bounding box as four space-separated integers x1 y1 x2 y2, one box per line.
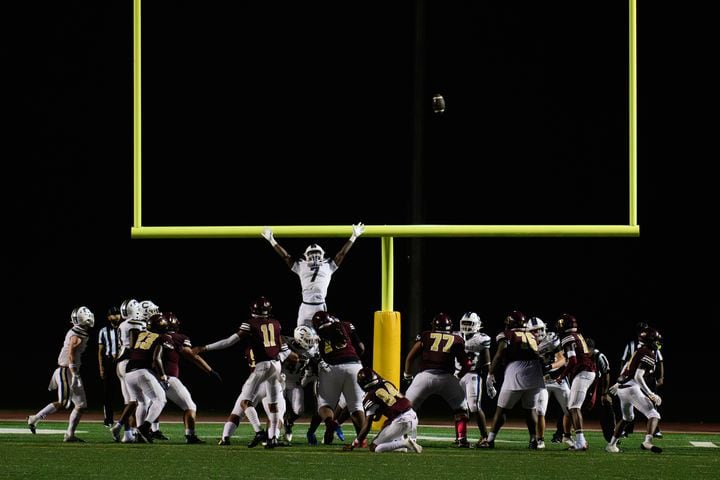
7 2 711 422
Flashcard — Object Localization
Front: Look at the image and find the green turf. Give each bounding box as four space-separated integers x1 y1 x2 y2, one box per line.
1 421 718 479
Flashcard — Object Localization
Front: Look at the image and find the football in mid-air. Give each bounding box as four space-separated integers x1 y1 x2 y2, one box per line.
432 93 445 114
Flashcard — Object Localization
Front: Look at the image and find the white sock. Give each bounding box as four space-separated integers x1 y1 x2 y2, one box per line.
375 438 407 452
222 421 238 439
244 407 261 432
37 403 58 420
67 409 82 436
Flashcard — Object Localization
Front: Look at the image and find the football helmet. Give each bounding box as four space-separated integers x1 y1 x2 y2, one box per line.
304 244 325 265
312 311 339 331
148 313 169 333
526 316 547 340
357 367 382 391
71 306 95 329
164 312 180 332
555 313 578 332
250 296 272 317
638 327 662 350
504 310 527 329
294 325 319 350
138 300 159 322
431 313 453 332
459 312 482 336
120 299 140 320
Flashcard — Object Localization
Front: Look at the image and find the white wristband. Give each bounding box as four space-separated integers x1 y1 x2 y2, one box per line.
269 238 278 247
349 235 357 243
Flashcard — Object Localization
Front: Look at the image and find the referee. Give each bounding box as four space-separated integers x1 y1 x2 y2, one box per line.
98 306 122 427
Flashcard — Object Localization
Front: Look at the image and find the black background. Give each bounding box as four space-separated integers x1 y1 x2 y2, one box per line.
7 2 712 423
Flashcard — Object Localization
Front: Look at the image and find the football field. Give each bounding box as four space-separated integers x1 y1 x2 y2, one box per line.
1 420 718 479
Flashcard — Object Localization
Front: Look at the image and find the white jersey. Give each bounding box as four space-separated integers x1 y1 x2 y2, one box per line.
117 318 146 360
57 326 90 367
454 331 491 373
291 259 339 304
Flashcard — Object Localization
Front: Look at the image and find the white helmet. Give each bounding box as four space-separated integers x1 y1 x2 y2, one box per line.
459 312 482 336
120 299 140 320
71 306 95 329
138 300 159 322
304 244 325 265
527 316 547 341
294 325 319 351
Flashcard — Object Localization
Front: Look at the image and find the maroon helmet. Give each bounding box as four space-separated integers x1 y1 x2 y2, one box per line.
312 311 339 331
250 296 272 317
638 327 662 350
164 312 179 332
357 367 382 391
148 313 169 333
431 313 453 332
555 313 578 332
504 310 527 329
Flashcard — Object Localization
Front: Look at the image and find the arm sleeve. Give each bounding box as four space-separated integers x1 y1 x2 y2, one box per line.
205 333 241 352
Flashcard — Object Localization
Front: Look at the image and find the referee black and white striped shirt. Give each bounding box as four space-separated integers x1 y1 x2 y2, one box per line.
98 324 120 360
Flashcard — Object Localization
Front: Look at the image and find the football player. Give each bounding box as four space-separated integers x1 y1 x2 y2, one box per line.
343 368 421 453
554 313 596 451
479 310 545 449
196 296 290 448
281 325 319 442
111 299 158 443
312 311 366 445
454 312 492 446
403 313 472 447
161 312 222 444
124 312 173 443
605 327 664 454
28 306 95 442
261 222 365 328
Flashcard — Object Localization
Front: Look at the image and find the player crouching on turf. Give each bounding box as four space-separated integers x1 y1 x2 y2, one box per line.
343 367 422 453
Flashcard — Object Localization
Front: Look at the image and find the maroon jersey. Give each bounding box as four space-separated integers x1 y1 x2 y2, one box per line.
362 378 412 421
127 331 174 372
618 345 656 383
560 331 596 379
163 331 192 378
239 316 283 363
318 321 362 365
414 330 467 373
503 329 541 362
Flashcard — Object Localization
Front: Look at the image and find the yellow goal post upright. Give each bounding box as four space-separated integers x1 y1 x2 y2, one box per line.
131 0 639 414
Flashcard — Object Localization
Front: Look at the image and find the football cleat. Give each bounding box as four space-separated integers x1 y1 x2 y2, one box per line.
218 437 231 446
247 429 267 448
63 434 85 443
564 437 575 447
477 439 495 449
307 431 318 446
653 430 663 438
186 434 205 444
455 438 470 448
641 441 662 453
136 424 153 444
151 430 169 440
27 415 38 434
529 439 538 449
110 423 122 442
405 436 423 453
605 444 620 453
536 439 546 450
264 437 279 449
567 442 589 451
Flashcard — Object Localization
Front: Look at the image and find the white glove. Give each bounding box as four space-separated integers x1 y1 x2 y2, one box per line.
648 393 662 406
318 360 331 373
485 375 497 399
261 227 277 246
608 383 619 396
70 374 82 390
350 222 365 242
